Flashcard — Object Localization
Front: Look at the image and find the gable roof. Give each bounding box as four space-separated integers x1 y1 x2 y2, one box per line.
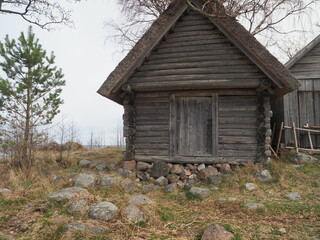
98 0 300 105
286 34 320 68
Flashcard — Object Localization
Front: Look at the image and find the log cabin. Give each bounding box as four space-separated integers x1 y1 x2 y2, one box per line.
98 0 300 164
272 34 320 148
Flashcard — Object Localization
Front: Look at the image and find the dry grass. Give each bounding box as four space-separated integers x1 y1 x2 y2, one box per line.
0 149 319 240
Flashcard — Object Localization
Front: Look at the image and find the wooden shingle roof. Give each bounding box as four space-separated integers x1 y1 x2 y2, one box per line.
98 0 300 104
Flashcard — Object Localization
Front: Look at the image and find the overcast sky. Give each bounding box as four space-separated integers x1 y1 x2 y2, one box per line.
0 1 319 145
0 0 125 145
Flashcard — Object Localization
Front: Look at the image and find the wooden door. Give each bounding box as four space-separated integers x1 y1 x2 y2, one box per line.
170 95 217 157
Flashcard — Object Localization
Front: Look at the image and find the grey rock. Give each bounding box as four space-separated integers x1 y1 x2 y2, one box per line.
136 171 148 181
292 164 302 168
75 173 97 187
129 194 151 205
201 224 234 240
256 169 273 182
101 177 119 189
89 202 119 221
197 166 219 180
278 228 286 234
62 222 88 232
189 187 211 199
179 170 187 181
285 192 302 200
121 180 137 192
117 168 132 178
245 183 257 191
167 174 180 183
177 192 187 200
287 153 318 163
220 163 232 174
79 159 91 167
210 186 219 191
150 161 170 178
0 188 12 197
136 162 151 171
208 175 222 185
68 199 89 215
176 180 185 189
155 176 169 186
184 179 195 190
52 176 68 187
124 204 144 223
89 226 107 233
197 163 206 171
95 163 108 171
170 164 183 174
47 187 89 200
142 183 160 192
164 183 177 193
245 202 265 209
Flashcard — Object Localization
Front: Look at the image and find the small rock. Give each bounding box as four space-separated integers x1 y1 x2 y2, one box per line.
177 192 187 200
189 174 197 180
121 180 137 192
259 226 272 233
136 171 148 181
101 177 119 188
164 183 177 193
95 163 108 171
89 226 107 233
62 222 88 232
285 192 302 200
197 163 206 171
136 162 151 171
292 164 302 168
47 187 89 200
201 224 234 240
167 174 180 183
155 176 168 186
278 228 286 233
123 160 136 171
245 202 264 209
184 179 195 190
142 183 160 192
89 202 119 221
117 168 132 178
208 175 222 185
245 183 256 191
189 187 211 200
197 167 219 180
179 171 187 180
129 194 151 205
170 164 183 174
68 199 89 215
176 181 185 189
256 169 273 182
52 176 68 187
211 186 219 191
287 153 318 163
221 164 232 174
75 173 97 187
124 204 144 223
150 161 170 178
79 159 91 167
0 188 12 197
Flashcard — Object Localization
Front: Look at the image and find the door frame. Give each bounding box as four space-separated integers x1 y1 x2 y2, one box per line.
169 91 218 161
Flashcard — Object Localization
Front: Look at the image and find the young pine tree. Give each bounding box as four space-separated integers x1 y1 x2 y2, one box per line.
0 26 65 166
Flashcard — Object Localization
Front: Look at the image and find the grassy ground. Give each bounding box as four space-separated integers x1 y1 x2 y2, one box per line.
0 148 319 240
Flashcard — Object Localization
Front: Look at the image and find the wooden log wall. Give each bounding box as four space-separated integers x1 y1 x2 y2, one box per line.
127 9 266 91
130 90 260 163
218 95 258 162
123 96 136 160
281 42 320 147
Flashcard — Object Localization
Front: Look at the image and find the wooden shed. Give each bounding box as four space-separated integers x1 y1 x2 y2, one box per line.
272 35 320 148
98 0 300 164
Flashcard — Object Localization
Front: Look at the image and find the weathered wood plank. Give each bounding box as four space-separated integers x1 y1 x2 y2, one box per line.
155 44 236 54
218 150 257 157
218 144 257 150
171 23 215 32
218 117 257 124
131 80 260 91
134 66 260 77
135 149 169 156
135 137 169 144
136 125 169 131
160 38 230 48
135 131 169 137
135 143 169 150
219 128 257 136
219 111 256 117
142 58 250 70
219 136 257 144
164 33 225 43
